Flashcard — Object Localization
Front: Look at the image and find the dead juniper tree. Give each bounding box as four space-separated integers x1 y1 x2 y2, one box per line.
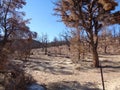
99 27 112 54
54 0 120 67
0 0 37 89
70 28 82 63
0 0 37 64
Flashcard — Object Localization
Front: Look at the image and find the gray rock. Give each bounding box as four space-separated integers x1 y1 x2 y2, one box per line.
27 84 45 90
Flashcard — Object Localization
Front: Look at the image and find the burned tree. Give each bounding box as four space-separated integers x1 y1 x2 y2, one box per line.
60 30 71 50
70 29 82 62
39 33 49 55
99 27 112 54
54 0 120 67
0 0 37 68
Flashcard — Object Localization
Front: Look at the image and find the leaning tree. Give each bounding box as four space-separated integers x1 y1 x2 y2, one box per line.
54 0 120 67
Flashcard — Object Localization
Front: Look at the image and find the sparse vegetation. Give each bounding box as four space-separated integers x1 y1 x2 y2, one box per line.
0 0 120 90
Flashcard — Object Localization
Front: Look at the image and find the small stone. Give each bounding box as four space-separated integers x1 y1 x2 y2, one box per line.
27 84 45 90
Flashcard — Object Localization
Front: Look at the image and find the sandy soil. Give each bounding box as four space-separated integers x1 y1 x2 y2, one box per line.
15 54 120 90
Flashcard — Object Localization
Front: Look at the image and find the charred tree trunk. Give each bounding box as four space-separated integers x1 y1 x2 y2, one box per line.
92 46 99 67
90 35 99 68
45 47 47 55
44 40 48 55
77 29 81 61
88 34 99 68
0 37 8 52
77 49 81 61
104 45 107 54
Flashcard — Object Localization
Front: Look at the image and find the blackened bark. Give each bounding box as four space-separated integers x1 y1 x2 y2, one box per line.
104 45 107 54
92 46 99 67
90 32 99 67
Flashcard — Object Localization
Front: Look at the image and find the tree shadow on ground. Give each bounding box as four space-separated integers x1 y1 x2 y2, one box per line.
75 58 120 73
100 60 120 73
21 58 73 75
14 54 120 74
73 60 97 72
29 57 51 61
47 81 100 90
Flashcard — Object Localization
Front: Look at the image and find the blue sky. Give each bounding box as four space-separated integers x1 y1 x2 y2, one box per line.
22 0 120 41
22 0 66 41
